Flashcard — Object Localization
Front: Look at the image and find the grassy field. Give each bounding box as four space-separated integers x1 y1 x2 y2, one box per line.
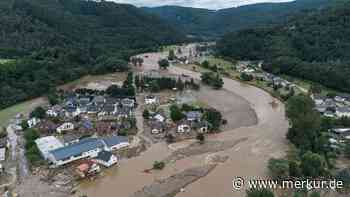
0 59 14 65
0 98 47 129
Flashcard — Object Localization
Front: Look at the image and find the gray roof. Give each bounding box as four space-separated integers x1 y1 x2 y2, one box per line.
337 107 350 113
50 138 104 161
95 150 113 162
102 135 128 148
186 111 202 120
103 104 115 113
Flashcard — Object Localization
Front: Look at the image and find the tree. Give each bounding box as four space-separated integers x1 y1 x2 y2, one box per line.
240 73 254 81
168 49 176 61
201 60 210 68
170 105 185 122
300 151 326 177
268 158 289 180
30 106 46 119
158 59 170 69
175 78 185 91
309 192 320 197
143 109 150 119
289 160 302 178
204 108 222 131
201 72 224 89
153 161 165 170
246 189 274 197
196 133 205 144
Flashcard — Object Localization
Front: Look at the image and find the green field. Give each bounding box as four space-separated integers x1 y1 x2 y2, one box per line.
0 98 47 128
0 59 14 65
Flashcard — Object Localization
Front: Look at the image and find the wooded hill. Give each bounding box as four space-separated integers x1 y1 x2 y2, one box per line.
144 0 331 38
217 1 350 92
0 0 184 109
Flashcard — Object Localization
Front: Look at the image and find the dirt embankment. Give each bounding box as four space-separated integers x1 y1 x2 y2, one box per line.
131 164 217 197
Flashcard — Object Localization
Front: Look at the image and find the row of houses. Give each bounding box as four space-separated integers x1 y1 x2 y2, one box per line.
312 94 350 118
47 95 135 119
35 135 129 167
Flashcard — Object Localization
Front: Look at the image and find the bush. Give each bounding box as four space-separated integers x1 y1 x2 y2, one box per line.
170 105 185 122
153 161 165 170
246 188 274 197
268 158 289 180
143 109 150 119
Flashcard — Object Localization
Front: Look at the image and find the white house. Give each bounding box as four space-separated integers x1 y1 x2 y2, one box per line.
92 151 118 167
336 107 350 118
27 118 40 128
121 98 135 108
154 114 165 122
177 123 191 133
102 136 130 151
145 95 157 105
312 95 325 105
46 109 58 117
335 96 346 103
0 148 6 161
35 136 64 160
56 122 75 134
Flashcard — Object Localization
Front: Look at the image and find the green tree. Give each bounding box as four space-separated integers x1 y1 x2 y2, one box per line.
300 151 326 177
170 105 185 122
168 49 176 61
204 108 222 131
309 192 320 197
268 158 289 180
246 188 274 197
196 133 205 144
143 109 150 119
158 59 170 69
153 161 165 170
30 106 46 119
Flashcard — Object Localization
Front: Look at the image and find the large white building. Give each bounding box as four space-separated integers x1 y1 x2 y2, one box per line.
48 136 129 167
35 136 64 160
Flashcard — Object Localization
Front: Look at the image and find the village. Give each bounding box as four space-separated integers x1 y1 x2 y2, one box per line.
1 42 350 197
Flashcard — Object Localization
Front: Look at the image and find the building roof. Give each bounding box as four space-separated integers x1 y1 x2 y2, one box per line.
337 107 350 113
93 96 105 103
0 148 5 161
186 111 202 120
35 136 64 158
121 98 134 106
102 135 128 148
103 104 115 113
50 138 104 161
95 150 113 162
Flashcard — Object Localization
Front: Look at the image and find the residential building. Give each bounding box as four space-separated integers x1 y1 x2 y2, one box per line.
150 121 164 134
0 148 5 161
48 136 129 167
56 122 75 134
336 107 350 118
76 161 101 178
121 98 135 108
27 117 40 128
145 95 157 105
154 114 165 122
312 95 325 105
177 121 191 133
185 111 202 122
92 151 118 167
35 136 64 160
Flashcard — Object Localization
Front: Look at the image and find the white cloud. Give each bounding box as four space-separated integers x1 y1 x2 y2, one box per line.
109 0 295 10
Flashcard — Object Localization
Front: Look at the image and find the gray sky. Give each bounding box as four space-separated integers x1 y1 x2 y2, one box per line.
110 0 295 10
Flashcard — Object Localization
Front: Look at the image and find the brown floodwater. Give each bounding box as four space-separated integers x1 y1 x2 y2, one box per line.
77 45 289 197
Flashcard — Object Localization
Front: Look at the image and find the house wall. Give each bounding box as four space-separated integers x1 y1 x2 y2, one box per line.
49 148 102 167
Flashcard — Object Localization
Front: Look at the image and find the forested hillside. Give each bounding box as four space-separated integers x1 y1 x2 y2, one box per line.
0 0 184 109
144 0 331 38
217 1 350 92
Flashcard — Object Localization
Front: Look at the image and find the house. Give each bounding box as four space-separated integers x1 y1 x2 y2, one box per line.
35 136 64 160
312 95 326 105
46 109 58 117
92 151 118 167
154 114 165 122
336 107 350 118
61 134 81 146
324 99 336 108
145 95 157 105
335 96 346 103
27 117 40 128
185 111 202 122
121 98 135 108
56 122 74 134
0 148 6 161
324 111 335 118
99 104 117 116
332 128 350 134
315 104 327 113
116 106 132 119
38 120 58 134
79 97 91 106
48 138 105 167
102 135 130 151
0 138 9 149
193 121 209 133
92 96 106 105
87 105 100 114
64 106 79 117
177 121 191 133
76 161 101 178
150 121 164 134
105 97 119 106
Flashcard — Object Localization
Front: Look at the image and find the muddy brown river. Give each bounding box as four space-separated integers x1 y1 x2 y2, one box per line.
77 45 289 197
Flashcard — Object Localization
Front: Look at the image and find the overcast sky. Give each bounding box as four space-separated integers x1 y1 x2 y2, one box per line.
110 0 295 10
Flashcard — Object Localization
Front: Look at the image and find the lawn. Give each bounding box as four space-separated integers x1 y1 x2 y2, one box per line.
0 59 14 65
0 98 47 128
